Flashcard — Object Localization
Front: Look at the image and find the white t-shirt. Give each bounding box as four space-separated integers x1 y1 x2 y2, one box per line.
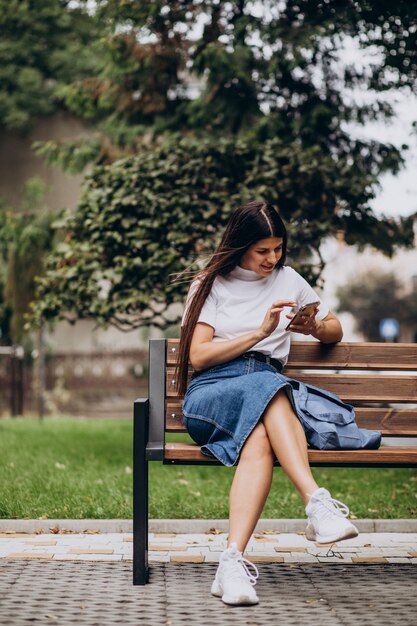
181 265 329 366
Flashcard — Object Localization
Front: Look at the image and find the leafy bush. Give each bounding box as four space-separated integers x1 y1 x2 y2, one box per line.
31 137 414 330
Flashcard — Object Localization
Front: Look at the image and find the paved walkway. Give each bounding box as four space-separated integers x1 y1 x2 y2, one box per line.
1 561 417 625
1 530 416 564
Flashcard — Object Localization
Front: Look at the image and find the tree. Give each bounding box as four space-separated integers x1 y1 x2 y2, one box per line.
34 1 417 167
0 0 104 134
336 270 417 341
0 178 55 345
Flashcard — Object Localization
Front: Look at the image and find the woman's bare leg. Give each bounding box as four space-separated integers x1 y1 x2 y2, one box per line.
263 389 319 505
228 423 274 552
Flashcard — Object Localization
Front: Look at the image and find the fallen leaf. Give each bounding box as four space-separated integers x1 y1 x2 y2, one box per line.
305 598 318 605
262 529 281 535
55 462 66 470
125 466 132 475
177 478 189 485
350 514 358 520
95 479 104 485
38 515 48 520
206 527 222 535
190 491 201 497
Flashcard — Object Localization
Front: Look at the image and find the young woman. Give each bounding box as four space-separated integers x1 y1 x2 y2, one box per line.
176 201 359 606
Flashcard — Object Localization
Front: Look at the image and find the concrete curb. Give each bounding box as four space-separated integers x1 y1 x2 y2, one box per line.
1 518 416 534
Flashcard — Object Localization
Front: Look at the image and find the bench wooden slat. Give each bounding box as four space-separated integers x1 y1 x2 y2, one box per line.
166 368 417 402
164 442 417 465
165 402 417 435
167 339 417 370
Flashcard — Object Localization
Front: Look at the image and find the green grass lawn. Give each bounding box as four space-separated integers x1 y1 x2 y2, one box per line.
0 417 416 520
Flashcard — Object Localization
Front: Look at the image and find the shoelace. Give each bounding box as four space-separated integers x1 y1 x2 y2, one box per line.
224 554 259 586
311 494 350 520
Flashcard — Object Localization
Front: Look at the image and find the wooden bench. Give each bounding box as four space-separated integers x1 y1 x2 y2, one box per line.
133 338 417 584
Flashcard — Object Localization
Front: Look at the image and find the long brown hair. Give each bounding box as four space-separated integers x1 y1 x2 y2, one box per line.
174 201 288 396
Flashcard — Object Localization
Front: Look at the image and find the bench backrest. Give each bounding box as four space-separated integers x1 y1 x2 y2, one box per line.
158 339 417 438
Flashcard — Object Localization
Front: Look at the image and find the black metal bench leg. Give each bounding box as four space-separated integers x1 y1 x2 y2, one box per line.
133 398 149 585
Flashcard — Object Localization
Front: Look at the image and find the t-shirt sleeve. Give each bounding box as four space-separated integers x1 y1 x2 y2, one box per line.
292 269 329 320
181 279 218 329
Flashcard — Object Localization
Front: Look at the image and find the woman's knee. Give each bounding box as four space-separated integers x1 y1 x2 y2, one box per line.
240 422 274 463
264 388 293 418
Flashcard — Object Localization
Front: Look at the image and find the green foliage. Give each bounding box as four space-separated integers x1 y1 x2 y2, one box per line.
31 1 417 170
0 0 105 133
336 270 417 341
0 178 55 344
31 137 414 330
32 137 103 175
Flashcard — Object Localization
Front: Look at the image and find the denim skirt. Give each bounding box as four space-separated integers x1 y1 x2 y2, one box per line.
182 355 294 467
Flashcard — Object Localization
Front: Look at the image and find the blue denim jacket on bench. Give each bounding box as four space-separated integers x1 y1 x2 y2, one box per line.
284 375 381 450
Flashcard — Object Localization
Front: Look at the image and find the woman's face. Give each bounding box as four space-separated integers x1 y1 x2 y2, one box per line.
239 236 284 276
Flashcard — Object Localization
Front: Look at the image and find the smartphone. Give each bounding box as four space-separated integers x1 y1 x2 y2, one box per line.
285 301 320 330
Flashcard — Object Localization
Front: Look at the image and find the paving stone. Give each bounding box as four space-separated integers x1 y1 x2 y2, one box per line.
274 547 307 552
352 556 388 563
170 555 205 563
149 544 189 551
203 553 223 563
5 553 53 560
68 549 114 555
381 549 412 557
24 541 57 546
283 553 318 562
317 557 352 563
248 555 285 563
0 533 37 538
80 555 123 561
252 535 278 543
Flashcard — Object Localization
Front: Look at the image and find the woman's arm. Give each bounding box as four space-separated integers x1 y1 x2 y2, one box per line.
288 310 343 344
189 298 296 371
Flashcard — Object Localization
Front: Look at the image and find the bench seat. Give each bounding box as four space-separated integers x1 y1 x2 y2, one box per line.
164 442 417 466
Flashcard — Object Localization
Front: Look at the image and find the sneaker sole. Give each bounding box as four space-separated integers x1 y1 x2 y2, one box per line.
211 581 259 605
306 523 359 544
221 594 259 606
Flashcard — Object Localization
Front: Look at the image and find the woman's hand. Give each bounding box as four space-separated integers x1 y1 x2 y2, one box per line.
286 309 343 343
258 300 297 338
285 305 319 335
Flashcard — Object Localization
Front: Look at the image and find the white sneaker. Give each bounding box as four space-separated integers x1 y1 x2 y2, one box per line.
305 487 359 544
211 542 259 605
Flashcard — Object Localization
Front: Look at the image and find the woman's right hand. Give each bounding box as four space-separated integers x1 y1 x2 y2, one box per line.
258 300 297 338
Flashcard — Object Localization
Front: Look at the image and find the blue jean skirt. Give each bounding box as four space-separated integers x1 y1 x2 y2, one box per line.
182 355 294 467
